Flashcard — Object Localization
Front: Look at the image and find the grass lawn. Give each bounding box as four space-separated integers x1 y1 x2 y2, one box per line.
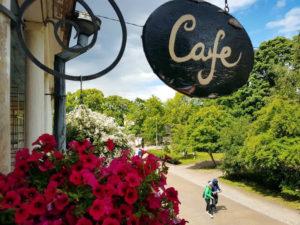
147 149 224 165
180 152 223 165
220 177 300 210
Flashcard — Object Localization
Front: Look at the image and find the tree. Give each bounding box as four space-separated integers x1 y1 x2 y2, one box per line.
292 34 300 70
171 123 190 156
253 36 294 85
163 93 196 146
141 96 165 145
102 95 133 126
66 89 104 113
216 36 297 119
216 75 270 118
272 66 300 102
224 97 300 195
164 93 195 127
220 116 250 175
126 98 147 137
187 105 232 167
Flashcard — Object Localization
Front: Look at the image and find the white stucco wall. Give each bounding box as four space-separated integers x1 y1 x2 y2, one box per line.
0 0 11 173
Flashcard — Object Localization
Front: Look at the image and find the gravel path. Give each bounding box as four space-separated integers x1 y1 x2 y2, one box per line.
167 164 300 225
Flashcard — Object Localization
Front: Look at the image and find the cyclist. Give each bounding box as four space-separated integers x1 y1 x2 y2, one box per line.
203 182 214 218
209 178 221 211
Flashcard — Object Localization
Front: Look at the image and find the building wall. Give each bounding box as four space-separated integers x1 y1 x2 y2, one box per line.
10 0 26 166
0 0 11 174
0 0 74 172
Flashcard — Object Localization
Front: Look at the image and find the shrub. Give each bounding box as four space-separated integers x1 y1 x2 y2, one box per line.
66 105 129 157
0 134 186 225
222 97 300 196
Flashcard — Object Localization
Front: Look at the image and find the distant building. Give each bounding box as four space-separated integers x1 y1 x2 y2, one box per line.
0 0 75 173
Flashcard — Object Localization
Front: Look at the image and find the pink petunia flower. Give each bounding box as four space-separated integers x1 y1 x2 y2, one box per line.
76 217 93 225
89 198 113 221
106 139 116 152
125 187 138 205
54 192 69 211
15 203 30 224
125 170 142 187
102 217 120 225
1 191 21 209
29 195 46 216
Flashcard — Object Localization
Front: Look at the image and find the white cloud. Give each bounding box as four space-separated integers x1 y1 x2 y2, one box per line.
266 7 300 36
66 37 176 101
119 84 176 101
276 0 286 8
66 73 175 102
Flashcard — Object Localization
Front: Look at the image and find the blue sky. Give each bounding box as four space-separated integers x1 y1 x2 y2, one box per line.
66 0 300 101
236 0 299 47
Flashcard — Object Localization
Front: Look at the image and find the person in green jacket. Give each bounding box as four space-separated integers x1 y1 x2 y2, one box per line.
203 183 214 218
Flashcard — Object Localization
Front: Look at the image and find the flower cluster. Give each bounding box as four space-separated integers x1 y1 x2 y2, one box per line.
0 134 186 225
66 105 129 158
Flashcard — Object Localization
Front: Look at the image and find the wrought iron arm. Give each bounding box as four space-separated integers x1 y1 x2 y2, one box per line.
0 0 127 81
0 4 18 23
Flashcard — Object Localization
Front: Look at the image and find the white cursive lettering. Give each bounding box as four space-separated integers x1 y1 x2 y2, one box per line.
169 14 242 85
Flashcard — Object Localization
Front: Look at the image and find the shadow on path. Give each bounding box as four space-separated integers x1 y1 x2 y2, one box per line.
187 160 221 170
216 205 227 211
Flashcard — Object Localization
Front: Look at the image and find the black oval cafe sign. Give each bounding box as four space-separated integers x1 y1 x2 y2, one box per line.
142 0 254 98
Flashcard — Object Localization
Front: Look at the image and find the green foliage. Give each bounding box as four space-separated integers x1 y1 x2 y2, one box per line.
148 149 224 165
187 105 232 153
141 96 165 145
126 98 147 136
216 75 270 117
171 123 190 155
0 209 14 225
223 97 300 196
274 67 300 102
170 104 231 167
220 117 250 174
254 36 293 79
66 89 104 113
66 89 132 126
250 97 300 138
219 36 300 198
126 96 165 145
217 36 298 118
102 95 133 126
293 34 300 70
164 93 196 127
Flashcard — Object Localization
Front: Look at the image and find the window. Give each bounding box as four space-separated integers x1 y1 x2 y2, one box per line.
10 0 26 166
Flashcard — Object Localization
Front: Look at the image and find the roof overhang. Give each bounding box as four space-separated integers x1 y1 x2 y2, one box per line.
18 0 76 22
17 0 76 46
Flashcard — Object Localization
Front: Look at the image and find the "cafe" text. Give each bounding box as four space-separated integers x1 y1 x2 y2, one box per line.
169 14 242 85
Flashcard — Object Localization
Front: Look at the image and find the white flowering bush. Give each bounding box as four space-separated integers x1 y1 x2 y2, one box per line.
66 105 129 156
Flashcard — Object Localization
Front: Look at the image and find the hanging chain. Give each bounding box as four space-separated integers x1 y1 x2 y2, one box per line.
79 76 83 105
224 0 230 12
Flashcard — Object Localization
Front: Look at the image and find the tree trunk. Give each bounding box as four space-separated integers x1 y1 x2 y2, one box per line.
208 152 217 168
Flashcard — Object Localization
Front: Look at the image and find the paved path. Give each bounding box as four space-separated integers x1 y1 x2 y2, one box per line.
167 164 300 225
